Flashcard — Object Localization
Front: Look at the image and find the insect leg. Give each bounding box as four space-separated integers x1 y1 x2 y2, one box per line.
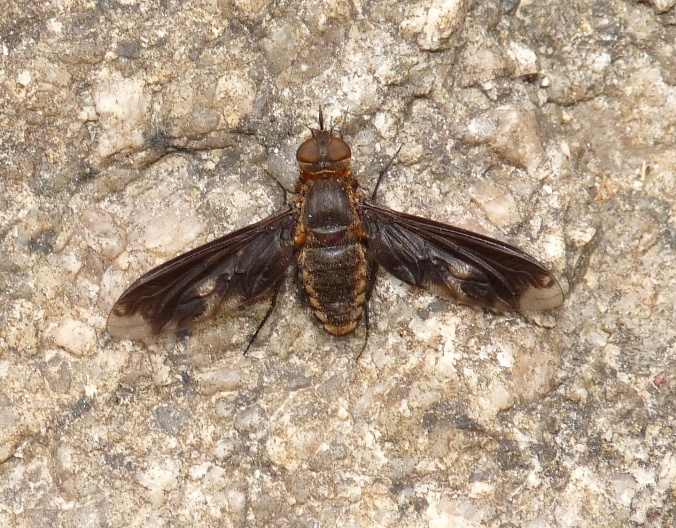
355 259 380 361
244 278 284 355
371 145 403 200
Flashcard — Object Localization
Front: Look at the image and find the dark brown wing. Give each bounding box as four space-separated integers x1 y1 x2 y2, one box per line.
107 207 297 339
359 200 563 312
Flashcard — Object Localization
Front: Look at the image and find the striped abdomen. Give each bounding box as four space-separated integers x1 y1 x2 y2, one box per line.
301 241 368 335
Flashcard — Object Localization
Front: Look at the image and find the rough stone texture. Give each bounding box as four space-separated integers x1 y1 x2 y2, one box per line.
1 1 675 527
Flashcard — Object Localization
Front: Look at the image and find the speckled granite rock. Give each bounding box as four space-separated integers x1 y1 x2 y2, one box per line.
1 1 675 526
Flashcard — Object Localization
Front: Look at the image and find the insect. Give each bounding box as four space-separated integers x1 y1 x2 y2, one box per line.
107 110 564 341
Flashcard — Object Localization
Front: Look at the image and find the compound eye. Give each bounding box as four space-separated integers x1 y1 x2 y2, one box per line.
328 137 351 162
296 139 319 163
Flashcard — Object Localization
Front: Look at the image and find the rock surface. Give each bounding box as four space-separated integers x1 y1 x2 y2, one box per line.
1 1 675 526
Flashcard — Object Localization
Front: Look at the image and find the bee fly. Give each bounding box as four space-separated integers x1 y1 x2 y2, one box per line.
107 110 564 341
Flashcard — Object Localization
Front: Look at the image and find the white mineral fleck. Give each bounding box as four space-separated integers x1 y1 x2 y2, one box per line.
92 77 151 157
136 458 181 491
400 0 466 51
196 367 241 395
52 319 97 357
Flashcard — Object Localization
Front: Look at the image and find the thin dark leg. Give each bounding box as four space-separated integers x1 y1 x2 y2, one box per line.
371 145 403 200
356 261 380 361
244 280 283 355
357 146 402 360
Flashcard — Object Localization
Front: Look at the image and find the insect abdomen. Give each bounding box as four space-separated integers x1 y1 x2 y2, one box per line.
301 241 368 336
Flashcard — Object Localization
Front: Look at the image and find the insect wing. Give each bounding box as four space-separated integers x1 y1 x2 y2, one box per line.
360 201 563 312
107 207 297 339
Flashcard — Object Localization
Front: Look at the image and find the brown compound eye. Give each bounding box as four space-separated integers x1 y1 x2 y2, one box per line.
296 138 319 163
328 137 351 162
